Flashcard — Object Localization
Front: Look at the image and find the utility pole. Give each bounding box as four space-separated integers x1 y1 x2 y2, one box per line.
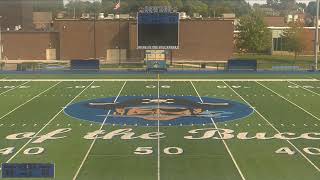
315 0 319 71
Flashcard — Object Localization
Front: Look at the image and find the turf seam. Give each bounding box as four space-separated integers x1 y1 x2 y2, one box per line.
190 81 247 180
256 81 320 122
224 81 320 172
2 81 94 166
72 81 127 180
0 81 61 122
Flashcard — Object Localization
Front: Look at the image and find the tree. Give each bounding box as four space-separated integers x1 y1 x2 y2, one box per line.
306 1 317 17
170 0 183 10
278 0 297 15
182 0 208 16
205 0 250 17
33 0 64 13
266 0 279 8
282 21 308 59
144 0 171 6
236 12 272 53
297 2 306 10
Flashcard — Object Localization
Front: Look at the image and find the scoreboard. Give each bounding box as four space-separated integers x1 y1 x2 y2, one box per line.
1 163 55 178
137 7 179 50
145 50 167 72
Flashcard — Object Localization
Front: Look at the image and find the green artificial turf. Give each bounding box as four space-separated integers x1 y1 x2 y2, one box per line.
0 76 320 180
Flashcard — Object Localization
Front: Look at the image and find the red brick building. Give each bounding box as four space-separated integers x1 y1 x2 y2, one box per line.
1 19 234 62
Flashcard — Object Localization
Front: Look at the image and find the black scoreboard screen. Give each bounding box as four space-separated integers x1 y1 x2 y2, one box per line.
138 12 179 49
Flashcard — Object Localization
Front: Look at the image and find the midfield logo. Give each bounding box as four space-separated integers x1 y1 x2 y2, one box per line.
64 96 254 126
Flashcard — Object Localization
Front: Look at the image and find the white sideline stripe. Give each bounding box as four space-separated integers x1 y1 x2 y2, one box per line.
72 81 127 180
0 79 318 82
0 81 61 121
157 76 161 180
190 81 246 180
256 81 320 122
5 81 95 164
223 81 320 172
287 81 320 96
0 81 30 96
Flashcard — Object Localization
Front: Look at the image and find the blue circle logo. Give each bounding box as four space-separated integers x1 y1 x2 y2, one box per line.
64 96 253 126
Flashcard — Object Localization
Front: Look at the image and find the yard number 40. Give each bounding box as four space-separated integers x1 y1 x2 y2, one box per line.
276 147 320 155
134 147 183 155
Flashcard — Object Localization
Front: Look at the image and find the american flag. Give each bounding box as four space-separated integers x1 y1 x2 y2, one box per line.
114 0 120 10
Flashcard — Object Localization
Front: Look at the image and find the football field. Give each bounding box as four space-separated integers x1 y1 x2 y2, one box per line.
0 75 320 180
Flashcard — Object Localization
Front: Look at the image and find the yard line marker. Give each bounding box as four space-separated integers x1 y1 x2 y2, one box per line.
0 78 318 82
5 81 95 164
191 81 246 180
157 74 161 180
0 81 30 96
287 81 320 96
256 81 320 122
0 81 61 122
72 81 127 180
224 81 320 172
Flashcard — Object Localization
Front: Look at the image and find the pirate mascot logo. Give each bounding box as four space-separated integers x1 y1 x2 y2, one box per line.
64 96 253 126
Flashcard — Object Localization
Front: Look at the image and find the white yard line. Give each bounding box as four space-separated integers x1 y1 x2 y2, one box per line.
223 81 320 172
0 81 30 96
256 81 320 122
157 75 161 180
72 81 127 180
5 81 95 164
0 81 61 121
0 79 317 82
287 81 320 96
190 81 246 180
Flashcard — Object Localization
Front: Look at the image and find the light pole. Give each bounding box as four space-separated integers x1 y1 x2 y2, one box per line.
71 0 76 19
93 0 97 59
0 16 2 61
315 0 319 71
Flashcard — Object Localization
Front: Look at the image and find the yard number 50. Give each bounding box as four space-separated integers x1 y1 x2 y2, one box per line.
134 147 183 155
